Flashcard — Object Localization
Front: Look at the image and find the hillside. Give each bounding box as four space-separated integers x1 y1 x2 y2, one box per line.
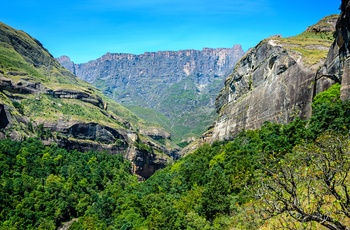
0 21 179 179
58 45 244 143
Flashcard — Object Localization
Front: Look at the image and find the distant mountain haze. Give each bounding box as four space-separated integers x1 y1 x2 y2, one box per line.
58 45 245 143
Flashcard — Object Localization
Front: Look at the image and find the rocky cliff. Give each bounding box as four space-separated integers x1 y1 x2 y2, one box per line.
188 15 338 145
58 45 244 143
321 0 350 101
0 22 176 179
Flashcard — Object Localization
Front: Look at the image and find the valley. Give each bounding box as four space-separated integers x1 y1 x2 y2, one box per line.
0 0 349 229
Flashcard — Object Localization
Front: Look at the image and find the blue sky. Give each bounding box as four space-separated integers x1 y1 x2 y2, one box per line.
1 0 340 63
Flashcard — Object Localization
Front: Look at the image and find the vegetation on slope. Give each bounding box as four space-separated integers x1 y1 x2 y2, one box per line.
0 23 156 131
0 139 137 230
124 76 223 144
2 84 350 229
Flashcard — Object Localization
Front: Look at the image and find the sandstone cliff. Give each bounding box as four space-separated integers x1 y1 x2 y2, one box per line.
58 46 244 142
0 22 175 179
185 15 338 148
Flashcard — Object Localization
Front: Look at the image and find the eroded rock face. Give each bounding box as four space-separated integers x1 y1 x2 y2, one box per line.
0 76 43 94
319 1 350 101
335 0 350 100
140 128 171 140
49 89 104 109
133 148 167 179
316 41 341 95
202 15 338 143
62 46 244 88
42 120 169 179
56 56 76 75
210 40 315 141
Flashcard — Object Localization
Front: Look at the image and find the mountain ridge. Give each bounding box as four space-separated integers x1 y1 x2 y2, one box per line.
58 45 245 143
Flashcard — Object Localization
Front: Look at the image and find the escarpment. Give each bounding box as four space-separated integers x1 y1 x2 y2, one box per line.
203 15 338 143
58 45 245 142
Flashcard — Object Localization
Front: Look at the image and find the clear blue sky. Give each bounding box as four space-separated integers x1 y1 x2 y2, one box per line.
1 0 340 63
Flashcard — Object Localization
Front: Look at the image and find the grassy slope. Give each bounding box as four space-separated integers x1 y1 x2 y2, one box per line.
0 22 160 133
277 14 337 66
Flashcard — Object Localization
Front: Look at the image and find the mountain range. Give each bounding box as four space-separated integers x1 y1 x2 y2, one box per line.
57 45 244 144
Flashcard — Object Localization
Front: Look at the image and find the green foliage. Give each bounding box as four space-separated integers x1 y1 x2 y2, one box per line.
309 84 350 136
177 141 190 148
312 83 341 108
276 15 337 66
108 85 350 229
3 83 350 229
12 101 24 114
0 138 136 229
135 141 153 153
256 133 350 229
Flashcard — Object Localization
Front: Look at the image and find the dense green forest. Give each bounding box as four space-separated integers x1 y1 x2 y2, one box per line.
1 83 350 229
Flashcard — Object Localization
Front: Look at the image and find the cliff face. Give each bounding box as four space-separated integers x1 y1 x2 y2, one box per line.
330 0 350 100
200 15 338 143
58 46 244 142
60 46 244 86
0 22 175 179
313 0 350 103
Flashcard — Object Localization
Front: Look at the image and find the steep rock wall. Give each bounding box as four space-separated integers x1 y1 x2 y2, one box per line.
319 0 350 99
211 40 315 141
335 0 350 100
204 15 337 143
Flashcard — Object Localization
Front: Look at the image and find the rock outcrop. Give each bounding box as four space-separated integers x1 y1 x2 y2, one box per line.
200 15 338 143
57 55 76 75
140 128 171 141
325 0 350 100
316 0 350 102
211 41 312 141
58 46 245 141
49 89 104 109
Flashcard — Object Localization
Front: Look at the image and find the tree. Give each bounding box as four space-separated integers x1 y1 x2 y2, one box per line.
256 133 350 229
201 164 231 221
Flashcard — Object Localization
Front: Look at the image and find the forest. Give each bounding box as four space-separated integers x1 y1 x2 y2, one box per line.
1 83 350 229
